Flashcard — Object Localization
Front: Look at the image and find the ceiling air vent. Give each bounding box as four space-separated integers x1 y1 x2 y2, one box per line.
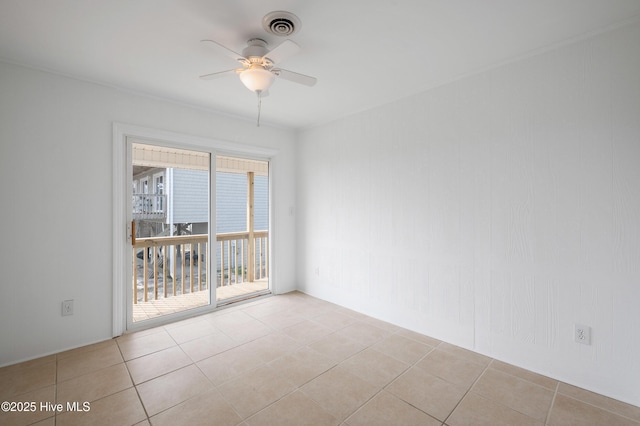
262 11 301 36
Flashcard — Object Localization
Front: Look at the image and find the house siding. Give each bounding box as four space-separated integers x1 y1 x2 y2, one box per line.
172 169 208 224
216 172 269 233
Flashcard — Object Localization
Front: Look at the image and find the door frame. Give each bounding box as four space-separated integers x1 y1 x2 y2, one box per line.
112 122 278 336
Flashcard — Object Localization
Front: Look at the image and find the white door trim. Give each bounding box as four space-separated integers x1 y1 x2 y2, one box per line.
112 122 278 337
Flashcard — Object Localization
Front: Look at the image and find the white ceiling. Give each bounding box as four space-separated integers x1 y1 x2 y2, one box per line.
1 1 639 129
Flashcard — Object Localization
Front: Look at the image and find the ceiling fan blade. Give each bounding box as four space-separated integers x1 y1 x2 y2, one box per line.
273 68 317 87
263 40 300 65
201 39 247 63
199 69 239 80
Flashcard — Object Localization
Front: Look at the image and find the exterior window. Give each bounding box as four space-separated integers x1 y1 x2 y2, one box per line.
140 178 150 212
154 173 164 212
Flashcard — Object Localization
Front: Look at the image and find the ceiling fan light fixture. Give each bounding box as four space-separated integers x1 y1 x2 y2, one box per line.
239 67 275 93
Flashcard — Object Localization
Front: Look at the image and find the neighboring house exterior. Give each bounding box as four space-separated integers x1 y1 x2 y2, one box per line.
132 168 269 237
216 172 269 233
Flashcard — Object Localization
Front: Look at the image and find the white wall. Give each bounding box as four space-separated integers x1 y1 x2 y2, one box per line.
296 22 640 405
0 62 296 366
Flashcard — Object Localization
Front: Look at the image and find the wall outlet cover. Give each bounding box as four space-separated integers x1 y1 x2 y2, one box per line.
62 300 74 316
574 324 591 345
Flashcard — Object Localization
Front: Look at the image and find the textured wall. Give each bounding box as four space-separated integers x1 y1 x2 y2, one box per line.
296 22 640 405
0 61 296 366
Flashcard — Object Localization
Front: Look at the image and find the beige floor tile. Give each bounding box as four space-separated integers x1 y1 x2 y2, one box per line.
57 363 132 407
0 358 56 400
386 366 466 422
489 360 558 390
437 342 492 367
312 310 359 330
336 321 393 346
126 345 192 385
288 302 335 320
196 344 265 386
308 333 368 363
0 385 55 426
416 348 486 389
241 298 287 319
395 329 442 347
282 319 335 344
219 319 273 343
116 326 167 342
255 310 306 330
29 417 56 426
557 383 640 422
447 392 543 426
217 365 297 419
56 340 117 360
209 309 256 331
136 364 213 416
150 388 242 426
57 343 123 382
339 348 409 388
301 366 379 421
372 333 434 364
179 330 240 362
267 346 336 387
471 368 554 421
345 390 441 426
117 329 177 361
56 387 146 426
360 316 402 333
164 317 219 344
548 394 639 426
332 306 370 321
246 390 338 426
240 331 302 363
308 298 341 311
163 313 208 330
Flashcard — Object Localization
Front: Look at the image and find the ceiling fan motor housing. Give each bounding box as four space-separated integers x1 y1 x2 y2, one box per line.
242 38 270 61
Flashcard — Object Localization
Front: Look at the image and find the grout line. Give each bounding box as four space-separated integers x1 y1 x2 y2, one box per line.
442 360 491 425
556 391 640 424
118 339 152 424
342 387 385 424
545 381 560 426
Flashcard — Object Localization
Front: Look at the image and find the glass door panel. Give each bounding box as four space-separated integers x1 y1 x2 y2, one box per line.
216 155 270 303
131 143 211 323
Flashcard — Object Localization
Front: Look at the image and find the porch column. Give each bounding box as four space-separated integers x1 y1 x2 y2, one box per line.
247 171 255 282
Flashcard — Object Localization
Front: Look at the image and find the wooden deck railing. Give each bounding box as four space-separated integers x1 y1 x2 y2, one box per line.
133 231 268 304
217 230 268 286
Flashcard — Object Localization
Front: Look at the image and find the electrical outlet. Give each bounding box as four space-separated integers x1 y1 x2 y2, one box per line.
574 324 591 345
62 300 74 316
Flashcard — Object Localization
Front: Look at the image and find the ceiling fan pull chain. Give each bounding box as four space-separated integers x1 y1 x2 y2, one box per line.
256 91 262 127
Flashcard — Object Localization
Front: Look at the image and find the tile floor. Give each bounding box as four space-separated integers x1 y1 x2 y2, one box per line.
1 291 639 426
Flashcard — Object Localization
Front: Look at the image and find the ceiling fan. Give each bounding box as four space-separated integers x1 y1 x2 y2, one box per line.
200 37 317 125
